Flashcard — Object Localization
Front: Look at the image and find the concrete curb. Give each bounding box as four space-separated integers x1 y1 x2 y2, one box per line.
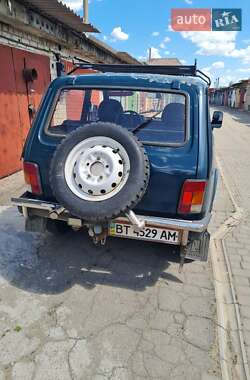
210 157 249 380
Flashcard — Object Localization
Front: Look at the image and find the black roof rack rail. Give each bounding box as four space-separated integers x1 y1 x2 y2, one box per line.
196 70 211 86
67 62 211 86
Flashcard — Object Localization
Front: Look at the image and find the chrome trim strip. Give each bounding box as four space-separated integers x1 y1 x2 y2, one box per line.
12 196 211 233
12 197 59 211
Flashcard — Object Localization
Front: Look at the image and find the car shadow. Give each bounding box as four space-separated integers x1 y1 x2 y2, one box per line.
0 207 189 295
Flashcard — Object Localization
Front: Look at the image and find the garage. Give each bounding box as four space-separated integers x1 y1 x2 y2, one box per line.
0 45 50 178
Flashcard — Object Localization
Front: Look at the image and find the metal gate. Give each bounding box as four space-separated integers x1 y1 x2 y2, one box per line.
0 45 51 178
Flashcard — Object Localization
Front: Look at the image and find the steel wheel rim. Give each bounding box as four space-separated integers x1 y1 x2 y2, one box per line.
64 136 130 201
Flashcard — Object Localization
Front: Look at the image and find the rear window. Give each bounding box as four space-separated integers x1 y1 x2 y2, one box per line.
48 88 187 145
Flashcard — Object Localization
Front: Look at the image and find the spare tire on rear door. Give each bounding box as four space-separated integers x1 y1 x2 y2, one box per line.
50 122 150 222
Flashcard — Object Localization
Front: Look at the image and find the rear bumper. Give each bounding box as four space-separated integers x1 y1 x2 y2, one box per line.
11 193 211 234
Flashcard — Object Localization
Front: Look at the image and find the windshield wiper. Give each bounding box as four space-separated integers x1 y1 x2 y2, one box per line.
131 109 163 134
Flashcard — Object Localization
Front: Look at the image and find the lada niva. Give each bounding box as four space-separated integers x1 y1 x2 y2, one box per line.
12 63 223 271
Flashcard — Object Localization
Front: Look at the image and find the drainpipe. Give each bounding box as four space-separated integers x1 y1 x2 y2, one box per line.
83 0 89 24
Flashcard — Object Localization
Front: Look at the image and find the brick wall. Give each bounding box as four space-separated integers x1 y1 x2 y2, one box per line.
0 0 124 80
0 0 127 178
0 21 57 78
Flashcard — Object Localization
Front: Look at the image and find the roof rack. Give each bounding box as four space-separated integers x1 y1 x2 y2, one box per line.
67 62 211 86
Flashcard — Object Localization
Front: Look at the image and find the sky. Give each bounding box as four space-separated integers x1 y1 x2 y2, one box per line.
62 0 250 87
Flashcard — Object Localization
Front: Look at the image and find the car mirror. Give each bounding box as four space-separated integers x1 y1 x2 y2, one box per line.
211 111 223 129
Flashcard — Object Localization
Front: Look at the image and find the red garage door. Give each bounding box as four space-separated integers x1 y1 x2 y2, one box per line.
0 45 51 178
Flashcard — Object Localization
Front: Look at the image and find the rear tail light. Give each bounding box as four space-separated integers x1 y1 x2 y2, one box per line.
23 162 42 195
178 180 207 214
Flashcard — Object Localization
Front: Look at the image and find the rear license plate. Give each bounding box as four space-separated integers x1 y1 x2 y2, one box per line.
109 222 180 245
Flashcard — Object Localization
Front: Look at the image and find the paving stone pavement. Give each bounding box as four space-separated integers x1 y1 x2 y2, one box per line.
213 107 250 370
0 172 26 206
2 107 248 379
0 208 223 377
0 204 222 380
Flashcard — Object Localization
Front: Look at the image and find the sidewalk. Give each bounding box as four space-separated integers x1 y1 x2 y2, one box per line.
212 106 250 378
0 171 26 206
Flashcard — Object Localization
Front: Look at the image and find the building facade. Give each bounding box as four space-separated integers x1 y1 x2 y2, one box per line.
209 80 250 112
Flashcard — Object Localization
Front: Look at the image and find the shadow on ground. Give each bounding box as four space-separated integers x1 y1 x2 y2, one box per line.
0 207 186 295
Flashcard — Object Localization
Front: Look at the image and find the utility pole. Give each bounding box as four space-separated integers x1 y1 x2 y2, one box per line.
215 77 220 88
148 48 152 62
83 0 89 24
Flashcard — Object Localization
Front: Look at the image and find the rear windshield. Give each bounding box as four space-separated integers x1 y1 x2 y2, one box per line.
48 88 187 145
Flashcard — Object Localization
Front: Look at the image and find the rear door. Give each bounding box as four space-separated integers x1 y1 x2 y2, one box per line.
26 81 199 212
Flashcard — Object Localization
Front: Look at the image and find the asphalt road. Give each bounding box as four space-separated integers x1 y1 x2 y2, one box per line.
3 106 250 379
